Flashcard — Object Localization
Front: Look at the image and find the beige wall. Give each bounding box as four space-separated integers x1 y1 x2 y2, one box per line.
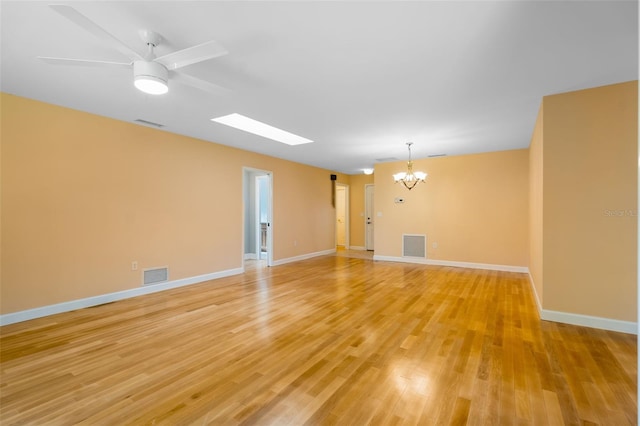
272 167 347 260
373 150 529 266
529 104 544 304
347 174 374 249
1 93 339 314
4 80 637 326
541 81 637 322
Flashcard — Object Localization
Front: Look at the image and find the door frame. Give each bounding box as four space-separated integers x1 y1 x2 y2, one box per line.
243 167 273 267
365 184 374 251
255 175 270 260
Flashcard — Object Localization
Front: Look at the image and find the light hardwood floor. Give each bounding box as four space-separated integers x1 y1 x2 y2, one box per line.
1 254 636 425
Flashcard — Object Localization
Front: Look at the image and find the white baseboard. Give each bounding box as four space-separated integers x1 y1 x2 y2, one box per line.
0 267 244 326
540 309 637 335
349 246 366 251
527 272 543 314
376 257 638 334
528 271 636 334
272 249 336 266
244 253 258 260
5 256 635 335
372 255 529 273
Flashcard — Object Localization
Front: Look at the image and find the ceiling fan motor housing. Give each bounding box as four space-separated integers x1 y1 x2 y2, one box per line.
133 60 169 94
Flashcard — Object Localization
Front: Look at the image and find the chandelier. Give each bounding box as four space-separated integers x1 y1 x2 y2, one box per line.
393 142 427 190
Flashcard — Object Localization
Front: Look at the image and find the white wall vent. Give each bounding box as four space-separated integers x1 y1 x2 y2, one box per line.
143 267 169 285
403 234 426 258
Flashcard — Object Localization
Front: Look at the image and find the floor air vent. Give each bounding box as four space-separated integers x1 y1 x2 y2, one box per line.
143 267 169 285
403 234 426 258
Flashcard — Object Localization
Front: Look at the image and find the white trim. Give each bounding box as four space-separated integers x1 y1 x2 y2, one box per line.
272 249 336 266
365 184 375 251
527 272 637 334
372 255 528 273
540 309 637 335
244 253 258 260
243 167 273 267
349 246 366 251
527 272 543 315
374 257 637 334
0 267 244 326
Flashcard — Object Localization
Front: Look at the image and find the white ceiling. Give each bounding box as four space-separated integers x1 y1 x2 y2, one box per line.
1 1 637 174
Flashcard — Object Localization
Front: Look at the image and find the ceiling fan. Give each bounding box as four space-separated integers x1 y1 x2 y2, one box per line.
38 4 229 95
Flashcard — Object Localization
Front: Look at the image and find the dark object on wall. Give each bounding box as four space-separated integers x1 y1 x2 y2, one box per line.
331 174 337 207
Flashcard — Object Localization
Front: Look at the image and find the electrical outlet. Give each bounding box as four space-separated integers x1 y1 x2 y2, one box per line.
294 240 297 247
131 261 138 271
432 242 438 249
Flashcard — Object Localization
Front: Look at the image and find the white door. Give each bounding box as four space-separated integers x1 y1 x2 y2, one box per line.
365 184 374 251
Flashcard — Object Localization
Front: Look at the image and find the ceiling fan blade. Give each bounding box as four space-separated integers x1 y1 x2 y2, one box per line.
38 56 131 69
154 40 228 71
172 72 230 95
49 4 143 61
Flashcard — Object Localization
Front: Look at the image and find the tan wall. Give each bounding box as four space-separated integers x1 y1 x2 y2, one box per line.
271 166 346 260
542 81 637 322
347 174 374 248
529 104 544 304
1 93 338 314
373 150 529 266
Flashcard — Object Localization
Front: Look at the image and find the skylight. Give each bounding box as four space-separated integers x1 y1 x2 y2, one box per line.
211 113 313 146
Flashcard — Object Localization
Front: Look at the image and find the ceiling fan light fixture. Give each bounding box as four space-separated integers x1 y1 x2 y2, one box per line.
133 61 168 95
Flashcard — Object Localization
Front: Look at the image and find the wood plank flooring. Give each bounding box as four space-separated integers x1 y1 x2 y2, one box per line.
1 255 637 425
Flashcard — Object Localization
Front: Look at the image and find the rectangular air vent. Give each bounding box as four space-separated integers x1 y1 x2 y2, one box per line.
375 157 398 162
403 234 426 258
143 267 169 285
428 154 447 158
134 119 165 128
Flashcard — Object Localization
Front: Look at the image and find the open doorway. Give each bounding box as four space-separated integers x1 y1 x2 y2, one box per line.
256 175 269 260
243 168 273 267
335 183 349 249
